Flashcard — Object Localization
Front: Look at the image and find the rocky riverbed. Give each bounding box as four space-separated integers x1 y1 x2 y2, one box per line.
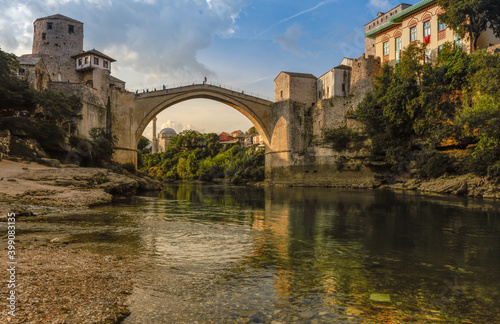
0 159 161 323
0 159 161 214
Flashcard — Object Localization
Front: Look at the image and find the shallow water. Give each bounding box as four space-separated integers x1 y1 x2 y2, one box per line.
26 184 500 323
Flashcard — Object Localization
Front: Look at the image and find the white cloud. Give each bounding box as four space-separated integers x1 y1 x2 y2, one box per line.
160 120 184 133
0 0 248 90
367 0 393 13
273 24 306 57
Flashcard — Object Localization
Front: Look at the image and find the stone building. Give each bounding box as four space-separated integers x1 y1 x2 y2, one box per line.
16 14 133 144
317 58 354 100
365 0 500 66
158 128 177 152
17 57 50 91
28 14 84 83
274 72 317 106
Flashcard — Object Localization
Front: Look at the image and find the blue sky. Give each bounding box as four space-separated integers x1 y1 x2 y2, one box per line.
0 0 420 138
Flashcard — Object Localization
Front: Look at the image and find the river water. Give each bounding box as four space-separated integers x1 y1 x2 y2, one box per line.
34 184 500 323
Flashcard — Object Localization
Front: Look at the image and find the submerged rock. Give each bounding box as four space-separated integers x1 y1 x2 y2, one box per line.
369 293 391 302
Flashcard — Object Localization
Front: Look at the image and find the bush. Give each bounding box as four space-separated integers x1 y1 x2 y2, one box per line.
0 117 66 154
487 161 500 178
335 155 349 171
88 128 117 166
323 126 361 151
417 152 456 179
121 162 136 174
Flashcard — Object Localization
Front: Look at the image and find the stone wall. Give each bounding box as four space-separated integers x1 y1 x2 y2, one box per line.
109 89 137 165
48 82 107 138
267 55 381 185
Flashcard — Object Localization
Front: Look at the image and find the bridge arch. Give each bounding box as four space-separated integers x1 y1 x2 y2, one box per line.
134 84 273 146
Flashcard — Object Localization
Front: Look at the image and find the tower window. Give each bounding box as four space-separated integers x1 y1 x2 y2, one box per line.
94 57 99 65
42 33 46 40
103 60 109 68
78 58 82 65
68 25 74 34
47 22 53 30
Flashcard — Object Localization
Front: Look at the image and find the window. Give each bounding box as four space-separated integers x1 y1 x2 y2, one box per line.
395 37 402 63
383 41 389 56
68 25 74 34
47 22 53 30
342 83 346 92
103 60 109 68
424 21 431 37
84 57 88 64
18 68 25 76
78 58 82 65
410 26 417 42
42 33 46 40
438 19 446 31
455 33 462 49
94 57 99 65
425 50 431 63
280 90 283 98
438 45 444 54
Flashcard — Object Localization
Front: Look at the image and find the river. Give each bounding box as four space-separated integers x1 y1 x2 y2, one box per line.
29 184 500 323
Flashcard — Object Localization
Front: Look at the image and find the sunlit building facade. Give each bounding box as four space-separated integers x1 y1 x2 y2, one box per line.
365 0 500 66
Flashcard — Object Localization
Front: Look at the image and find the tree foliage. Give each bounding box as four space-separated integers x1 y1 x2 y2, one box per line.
357 42 500 177
142 130 264 183
0 49 37 113
437 0 500 50
88 128 118 166
36 89 82 124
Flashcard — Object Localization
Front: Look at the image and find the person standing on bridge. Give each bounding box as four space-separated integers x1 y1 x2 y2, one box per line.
203 76 207 84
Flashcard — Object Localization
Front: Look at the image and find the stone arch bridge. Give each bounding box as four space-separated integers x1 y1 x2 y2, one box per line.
134 84 273 146
112 83 296 175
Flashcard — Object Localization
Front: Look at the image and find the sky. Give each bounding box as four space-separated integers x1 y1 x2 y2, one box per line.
0 0 420 140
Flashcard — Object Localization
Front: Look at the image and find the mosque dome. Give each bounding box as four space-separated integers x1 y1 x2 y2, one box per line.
159 128 177 135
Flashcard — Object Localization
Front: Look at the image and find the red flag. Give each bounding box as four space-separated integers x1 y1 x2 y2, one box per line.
424 35 431 44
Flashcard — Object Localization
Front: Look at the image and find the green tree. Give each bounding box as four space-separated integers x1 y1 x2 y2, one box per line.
248 126 256 134
0 49 37 113
89 128 117 165
357 43 460 170
437 0 500 51
137 136 150 153
36 89 82 126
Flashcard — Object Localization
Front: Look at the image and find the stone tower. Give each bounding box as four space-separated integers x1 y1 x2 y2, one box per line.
32 14 84 83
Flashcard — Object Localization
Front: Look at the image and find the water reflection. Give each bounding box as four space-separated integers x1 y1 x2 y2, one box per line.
56 184 500 322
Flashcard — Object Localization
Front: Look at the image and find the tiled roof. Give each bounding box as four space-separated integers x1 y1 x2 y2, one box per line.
365 0 436 39
110 75 125 84
18 56 42 66
71 49 116 62
35 14 83 24
282 72 316 78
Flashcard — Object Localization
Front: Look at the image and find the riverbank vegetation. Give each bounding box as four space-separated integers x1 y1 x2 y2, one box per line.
356 43 500 179
141 130 265 183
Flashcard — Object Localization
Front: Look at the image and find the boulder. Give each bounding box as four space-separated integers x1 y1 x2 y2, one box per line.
39 158 61 168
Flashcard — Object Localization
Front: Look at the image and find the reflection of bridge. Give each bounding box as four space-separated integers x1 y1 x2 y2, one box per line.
133 83 273 145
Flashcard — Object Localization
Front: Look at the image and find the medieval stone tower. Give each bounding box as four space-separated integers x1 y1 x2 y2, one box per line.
31 14 84 83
